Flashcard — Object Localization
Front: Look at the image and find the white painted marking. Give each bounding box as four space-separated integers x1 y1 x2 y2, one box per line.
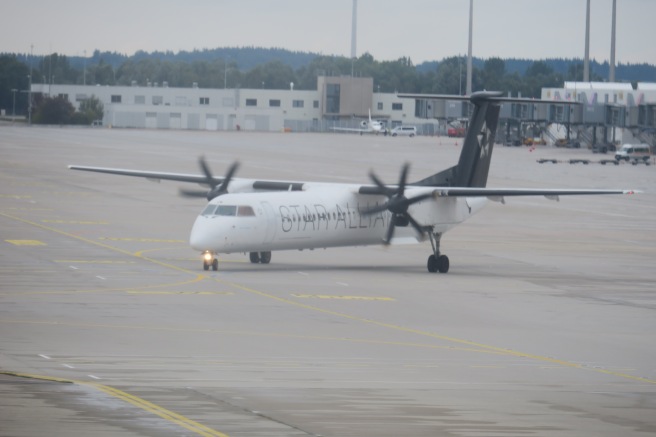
69 266 78 270
63 364 75 369
38 354 51 360
336 282 349 287
88 375 101 380
96 276 106 280
297 272 309 276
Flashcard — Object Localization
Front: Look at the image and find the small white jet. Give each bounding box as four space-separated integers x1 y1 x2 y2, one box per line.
69 91 635 273
331 109 385 135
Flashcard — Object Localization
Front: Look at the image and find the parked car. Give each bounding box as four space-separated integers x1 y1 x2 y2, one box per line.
391 126 417 137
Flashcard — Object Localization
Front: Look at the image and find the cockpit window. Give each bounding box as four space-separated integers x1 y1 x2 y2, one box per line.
217 205 237 216
202 204 254 217
201 205 217 216
238 206 255 217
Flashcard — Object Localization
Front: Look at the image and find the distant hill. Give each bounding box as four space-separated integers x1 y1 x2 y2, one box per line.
49 47 653 83
415 58 656 83
65 47 324 72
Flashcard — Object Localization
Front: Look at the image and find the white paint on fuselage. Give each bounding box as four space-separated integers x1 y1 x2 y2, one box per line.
189 186 486 254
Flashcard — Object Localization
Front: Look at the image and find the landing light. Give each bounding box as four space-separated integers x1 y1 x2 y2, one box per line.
203 252 213 261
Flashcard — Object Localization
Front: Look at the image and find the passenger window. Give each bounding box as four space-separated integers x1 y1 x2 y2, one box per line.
202 205 217 216
237 206 255 217
217 205 237 216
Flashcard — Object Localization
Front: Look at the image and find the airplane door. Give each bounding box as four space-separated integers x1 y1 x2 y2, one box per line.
261 201 277 244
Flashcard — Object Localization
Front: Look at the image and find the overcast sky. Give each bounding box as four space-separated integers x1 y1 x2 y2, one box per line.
2 0 655 65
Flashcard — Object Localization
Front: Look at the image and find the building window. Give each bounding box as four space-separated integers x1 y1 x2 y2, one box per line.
246 98 257 107
75 94 88 102
134 95 145 104
200 97 209 105
292 100 304 108
392 103 403 111
313 100 319 108
111 95 121 103
152 96 163 105
269 99 281 107
377 102 383 110
326 84 340 113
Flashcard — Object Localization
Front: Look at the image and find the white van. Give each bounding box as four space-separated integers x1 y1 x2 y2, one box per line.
615 144 651 162
390 126 417 137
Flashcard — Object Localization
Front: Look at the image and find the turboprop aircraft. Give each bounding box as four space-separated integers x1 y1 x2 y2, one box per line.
331 109 385 135
69 91 635 273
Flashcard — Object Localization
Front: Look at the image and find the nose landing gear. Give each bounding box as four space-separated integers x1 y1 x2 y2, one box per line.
202 251 218 271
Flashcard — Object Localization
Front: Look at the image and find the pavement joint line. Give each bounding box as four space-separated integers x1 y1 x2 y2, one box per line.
0 371 229 437
223 280 656 386
2 211 655 386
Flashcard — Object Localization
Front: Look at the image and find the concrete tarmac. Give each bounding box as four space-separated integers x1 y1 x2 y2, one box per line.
1 126 655 436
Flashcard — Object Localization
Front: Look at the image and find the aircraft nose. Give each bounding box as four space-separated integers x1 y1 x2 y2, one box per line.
189 215 216 251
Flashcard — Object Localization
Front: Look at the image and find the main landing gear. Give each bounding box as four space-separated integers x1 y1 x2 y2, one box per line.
427 231 449 274
202 251 218 271
249 251 271 264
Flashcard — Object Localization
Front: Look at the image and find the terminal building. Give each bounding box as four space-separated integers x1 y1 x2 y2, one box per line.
30 77 656 146
30 76 441 135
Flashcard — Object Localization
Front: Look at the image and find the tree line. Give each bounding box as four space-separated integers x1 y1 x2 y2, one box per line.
1 48 654 122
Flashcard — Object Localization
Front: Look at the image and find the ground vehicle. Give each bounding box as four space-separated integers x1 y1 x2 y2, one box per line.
555 138 581 148
391 126 416 137
592 143 616 154
615 144 651 162
447 127 465 137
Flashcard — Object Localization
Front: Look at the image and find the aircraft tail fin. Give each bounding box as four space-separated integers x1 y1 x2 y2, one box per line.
410 91 502 188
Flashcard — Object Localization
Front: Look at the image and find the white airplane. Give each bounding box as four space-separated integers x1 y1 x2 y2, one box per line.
69 91 636 273
331 109 385 135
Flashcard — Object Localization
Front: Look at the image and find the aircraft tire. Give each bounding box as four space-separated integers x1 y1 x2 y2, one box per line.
212 258 218 271
249 252 260 263
203 262 209 271
427 255 438 273
259 251 271 264
438 255 450 273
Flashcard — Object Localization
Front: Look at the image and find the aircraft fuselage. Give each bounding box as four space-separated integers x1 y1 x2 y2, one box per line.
189 188 485 254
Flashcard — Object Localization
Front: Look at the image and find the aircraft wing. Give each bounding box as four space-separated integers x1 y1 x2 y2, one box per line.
330 127 370 133
431 187 637 201
359 185 636 200
68 165 212 184
68 165 305 192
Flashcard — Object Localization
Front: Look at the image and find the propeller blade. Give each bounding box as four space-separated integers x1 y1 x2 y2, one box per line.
368 170 396 197
398 162 410 196
405 213 426 237
384 219 396 245
198 156 218 189
217 161 240 193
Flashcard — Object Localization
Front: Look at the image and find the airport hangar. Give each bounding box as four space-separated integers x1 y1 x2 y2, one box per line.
31 76 656 146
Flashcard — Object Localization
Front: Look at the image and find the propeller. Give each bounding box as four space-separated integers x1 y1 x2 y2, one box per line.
180 157 239 200
362 163 432 245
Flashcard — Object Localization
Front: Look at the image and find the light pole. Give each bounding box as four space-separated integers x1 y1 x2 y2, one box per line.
27 74 32 125
11 89 18 118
